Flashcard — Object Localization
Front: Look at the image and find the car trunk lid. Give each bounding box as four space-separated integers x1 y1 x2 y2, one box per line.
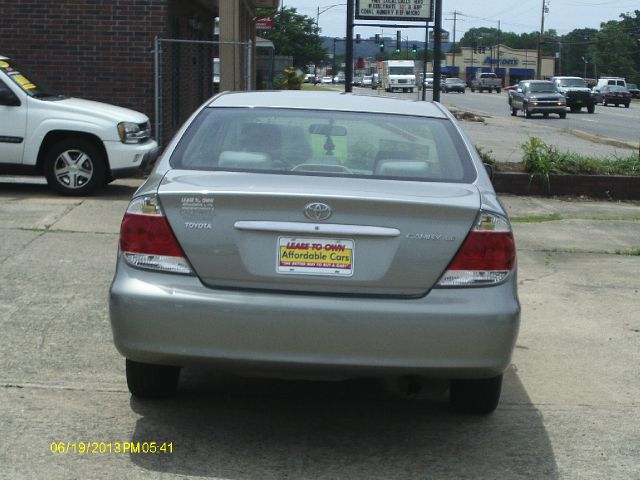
158 170 480 296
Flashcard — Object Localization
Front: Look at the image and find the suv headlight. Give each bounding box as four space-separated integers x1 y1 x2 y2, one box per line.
117 121 150 144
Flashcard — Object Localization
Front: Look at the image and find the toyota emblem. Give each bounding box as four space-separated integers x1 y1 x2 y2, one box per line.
304 202 332 221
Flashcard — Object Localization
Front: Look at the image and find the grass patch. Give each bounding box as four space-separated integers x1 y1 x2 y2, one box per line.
301 84 335 92
510 213 562 223
615 248 640 256
519 137 640 177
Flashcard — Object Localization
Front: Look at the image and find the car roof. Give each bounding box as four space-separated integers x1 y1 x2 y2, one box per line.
523 80 553 83
209 91 448 118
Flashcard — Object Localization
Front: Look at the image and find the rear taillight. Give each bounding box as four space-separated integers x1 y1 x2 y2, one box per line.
437 211 515 287
119 195 192 275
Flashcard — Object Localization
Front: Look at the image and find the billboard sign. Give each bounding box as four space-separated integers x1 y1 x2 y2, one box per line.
355 0 433 22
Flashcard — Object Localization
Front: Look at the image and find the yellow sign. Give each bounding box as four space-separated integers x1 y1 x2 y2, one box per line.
277 237 354 276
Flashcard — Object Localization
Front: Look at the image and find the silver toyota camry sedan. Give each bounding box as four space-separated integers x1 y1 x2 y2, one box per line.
109 91 520 414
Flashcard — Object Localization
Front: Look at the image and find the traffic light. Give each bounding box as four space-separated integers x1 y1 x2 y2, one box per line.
379 41 385 52
375 34 379 44
396 30 401 53
411 44 417 53
356 33 361 44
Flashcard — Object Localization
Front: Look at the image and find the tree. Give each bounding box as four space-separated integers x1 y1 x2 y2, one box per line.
590 20 638 81
258 7 328 70
559 28 598 77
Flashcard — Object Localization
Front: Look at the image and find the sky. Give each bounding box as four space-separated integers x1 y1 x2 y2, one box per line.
282 0 639 42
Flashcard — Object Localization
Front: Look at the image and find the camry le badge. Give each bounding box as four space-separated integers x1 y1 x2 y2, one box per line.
304 202 332 221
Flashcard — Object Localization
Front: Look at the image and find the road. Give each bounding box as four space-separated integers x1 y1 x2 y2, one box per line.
1 179 640 479
351 86 639 145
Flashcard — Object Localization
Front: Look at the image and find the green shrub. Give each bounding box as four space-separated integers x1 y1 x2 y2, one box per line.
520 137 640 178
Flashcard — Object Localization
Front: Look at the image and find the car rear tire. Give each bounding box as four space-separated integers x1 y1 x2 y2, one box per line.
511 107 517 116
43 138 106 196
587 104 595 114
126 359 181 398
625 102 630 108
450 374 503 414
559 112 567 119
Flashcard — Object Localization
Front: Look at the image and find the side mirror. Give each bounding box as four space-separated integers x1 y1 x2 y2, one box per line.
0 89 21 107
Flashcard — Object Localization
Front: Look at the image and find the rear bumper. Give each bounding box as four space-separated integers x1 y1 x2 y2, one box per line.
110 260 521 379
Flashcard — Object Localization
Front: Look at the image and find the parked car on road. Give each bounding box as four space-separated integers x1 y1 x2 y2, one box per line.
594 85 632 107
418 72 434 90
624 83 639 99
443 77 466 93
371 73 381 89
470 72 502 93
508 80 567 118
110 91 520 414
320 76 333 84
362 75 373 87
0 55 157 195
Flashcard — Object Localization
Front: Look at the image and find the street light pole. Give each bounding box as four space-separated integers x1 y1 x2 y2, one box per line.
315 4 347 80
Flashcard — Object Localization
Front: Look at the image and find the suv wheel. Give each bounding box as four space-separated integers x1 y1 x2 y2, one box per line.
450 374 503 414
587 104 595 114
126 359 181 398
43 138 106 196
524 104 532 118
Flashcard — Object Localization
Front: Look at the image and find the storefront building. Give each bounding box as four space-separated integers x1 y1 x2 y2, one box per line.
443 44 555 85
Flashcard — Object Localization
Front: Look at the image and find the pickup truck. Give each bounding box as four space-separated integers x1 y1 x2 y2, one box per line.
551 76 596 113
0 55 158 195
508 80 567 119
470 72 502 93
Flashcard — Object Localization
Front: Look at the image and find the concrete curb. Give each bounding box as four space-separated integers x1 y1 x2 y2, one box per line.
493 172 640 200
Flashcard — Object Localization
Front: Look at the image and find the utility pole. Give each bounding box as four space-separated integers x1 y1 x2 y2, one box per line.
433 0 442 102
450 11 458 69
536 0 547 80
422 20 429 101
496 20 501 77
345 0 353 92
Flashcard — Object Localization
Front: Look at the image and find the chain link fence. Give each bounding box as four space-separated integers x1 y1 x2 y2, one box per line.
154 37 252 148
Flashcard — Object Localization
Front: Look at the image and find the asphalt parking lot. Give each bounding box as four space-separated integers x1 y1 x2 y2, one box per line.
1 178 639 479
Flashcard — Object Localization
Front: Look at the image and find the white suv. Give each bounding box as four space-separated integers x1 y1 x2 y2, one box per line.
0 56 158 195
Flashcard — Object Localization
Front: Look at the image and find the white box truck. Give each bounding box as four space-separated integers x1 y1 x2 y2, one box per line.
381 60 416 93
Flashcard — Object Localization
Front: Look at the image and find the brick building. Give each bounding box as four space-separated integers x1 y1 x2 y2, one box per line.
0 0 278 144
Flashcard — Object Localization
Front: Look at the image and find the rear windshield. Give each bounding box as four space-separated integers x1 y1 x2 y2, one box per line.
170 107 476 183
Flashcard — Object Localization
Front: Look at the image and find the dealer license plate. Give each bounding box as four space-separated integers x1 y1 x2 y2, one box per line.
277 237 354 276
